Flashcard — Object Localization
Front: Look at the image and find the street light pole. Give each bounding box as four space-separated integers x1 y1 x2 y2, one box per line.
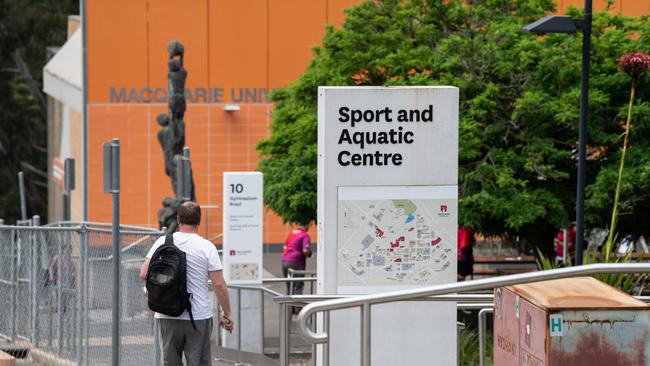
575 0 592 265
523 2 593 265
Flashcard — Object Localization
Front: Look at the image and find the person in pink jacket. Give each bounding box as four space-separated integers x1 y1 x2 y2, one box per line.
281 224 312 296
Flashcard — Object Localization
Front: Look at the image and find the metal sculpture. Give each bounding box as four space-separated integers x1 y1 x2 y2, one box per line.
156 40 196 232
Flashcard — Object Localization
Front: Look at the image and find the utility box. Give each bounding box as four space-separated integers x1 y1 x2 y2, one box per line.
493 277 650 366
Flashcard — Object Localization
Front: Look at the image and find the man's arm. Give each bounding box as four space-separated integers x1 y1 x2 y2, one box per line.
139 259 150 282
209 270 233 332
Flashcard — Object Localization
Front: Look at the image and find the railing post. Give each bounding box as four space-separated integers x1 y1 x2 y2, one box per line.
478 308 493 366
457 322 466 366
260 287 265 354
361 303 371 366
279 303 290 366
323 311 330 366
310 313 317 366
237 288 241 352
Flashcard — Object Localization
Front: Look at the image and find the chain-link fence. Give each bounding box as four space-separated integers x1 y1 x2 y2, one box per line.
0 221 164 366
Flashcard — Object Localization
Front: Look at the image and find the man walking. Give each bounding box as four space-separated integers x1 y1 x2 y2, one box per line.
140 201 233 366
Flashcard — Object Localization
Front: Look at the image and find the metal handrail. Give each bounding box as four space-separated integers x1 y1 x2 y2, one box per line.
273 293 494 304
297 263 650 345
226 283 285 298
263 277 317 284
45 220 161 232
0 225 79 231
288 269 318 276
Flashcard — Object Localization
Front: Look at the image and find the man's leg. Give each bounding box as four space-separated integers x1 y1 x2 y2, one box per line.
159 319 185 366
183 318 212 366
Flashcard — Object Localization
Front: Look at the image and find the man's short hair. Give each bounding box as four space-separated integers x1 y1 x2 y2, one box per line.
177 201 201 226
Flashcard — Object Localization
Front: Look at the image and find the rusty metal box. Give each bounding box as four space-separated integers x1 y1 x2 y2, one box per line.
494 277 650 366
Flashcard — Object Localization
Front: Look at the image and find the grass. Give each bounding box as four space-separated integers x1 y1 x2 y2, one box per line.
459 329 492 366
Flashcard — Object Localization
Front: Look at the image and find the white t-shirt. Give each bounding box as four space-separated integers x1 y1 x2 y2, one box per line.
146 232 222 320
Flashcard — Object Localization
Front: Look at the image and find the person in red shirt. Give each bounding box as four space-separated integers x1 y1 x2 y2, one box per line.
554 223 576 265
457 227 475 281
281 224 312 296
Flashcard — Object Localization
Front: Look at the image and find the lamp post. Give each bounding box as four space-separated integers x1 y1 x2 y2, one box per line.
524 2 592 265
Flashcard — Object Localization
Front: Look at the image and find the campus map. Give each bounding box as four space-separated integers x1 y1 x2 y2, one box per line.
338 198 456 286
229 263 259 281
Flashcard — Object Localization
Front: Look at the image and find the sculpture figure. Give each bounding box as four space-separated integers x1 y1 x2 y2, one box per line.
156 40 196 233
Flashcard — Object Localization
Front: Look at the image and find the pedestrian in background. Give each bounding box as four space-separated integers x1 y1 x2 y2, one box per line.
140 201 233 366
554 222 576 266
457 227 475 281
281 224 312 297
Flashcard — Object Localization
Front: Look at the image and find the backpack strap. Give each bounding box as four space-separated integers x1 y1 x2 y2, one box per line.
186 293 197 331
163 233 174 247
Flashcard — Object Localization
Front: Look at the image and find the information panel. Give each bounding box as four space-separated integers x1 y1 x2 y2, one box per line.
318 86 458 366
222 172 263 285
337 185 457 293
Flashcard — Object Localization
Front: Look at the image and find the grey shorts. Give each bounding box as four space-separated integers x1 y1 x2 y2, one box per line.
159 318 213 366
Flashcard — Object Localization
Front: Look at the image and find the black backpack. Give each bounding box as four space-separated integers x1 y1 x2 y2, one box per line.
146 234 196 329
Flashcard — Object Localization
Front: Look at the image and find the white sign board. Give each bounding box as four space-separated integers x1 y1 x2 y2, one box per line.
318 86 458 366
222 172 263 284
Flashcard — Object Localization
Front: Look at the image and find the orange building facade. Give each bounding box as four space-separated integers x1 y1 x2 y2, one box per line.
45 0 647 244
81 0 360 244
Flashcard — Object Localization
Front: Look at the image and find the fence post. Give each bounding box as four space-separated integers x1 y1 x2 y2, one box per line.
77 223 87 366
57 227 63 354
31 215 40 345
63 158 75 222
10 231 17 340
18 172 27 220
110 138 121 366
103 138 121 366
84 226 90 364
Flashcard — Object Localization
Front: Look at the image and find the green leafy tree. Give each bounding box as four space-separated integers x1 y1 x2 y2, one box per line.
0 0 78 223
257 0 650 252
